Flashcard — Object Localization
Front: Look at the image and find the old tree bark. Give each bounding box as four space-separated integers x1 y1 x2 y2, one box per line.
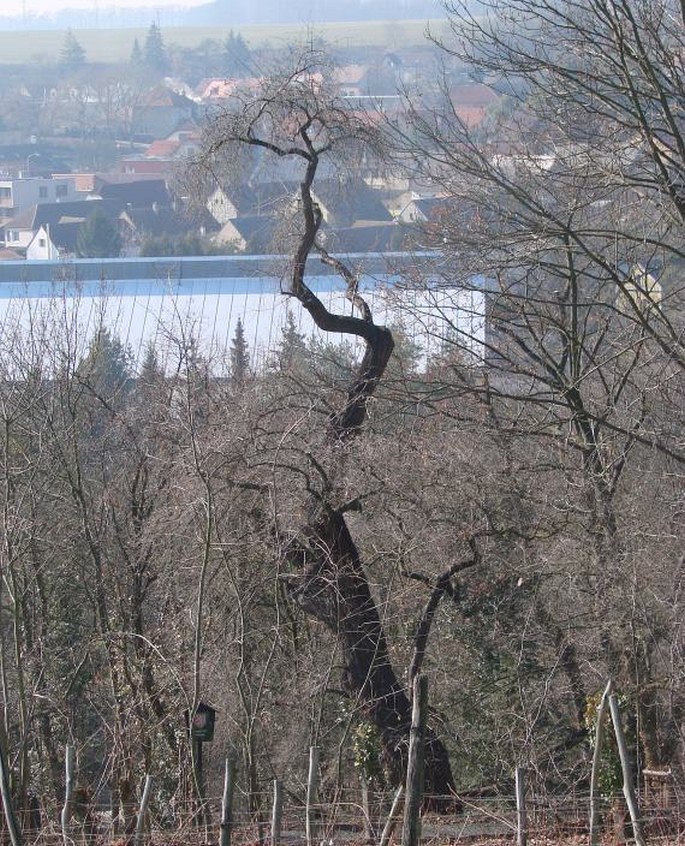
197 60 456 802
285 171 456 804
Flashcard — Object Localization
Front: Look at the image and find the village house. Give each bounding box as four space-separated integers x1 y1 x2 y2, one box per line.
214 215 278 253
2 198 122 253
130 86 198 140
0 176 80 226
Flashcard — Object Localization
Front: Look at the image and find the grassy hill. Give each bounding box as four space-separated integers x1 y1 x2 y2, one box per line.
0 19 448 64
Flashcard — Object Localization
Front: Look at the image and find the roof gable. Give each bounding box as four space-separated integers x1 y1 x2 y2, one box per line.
3 198 124 234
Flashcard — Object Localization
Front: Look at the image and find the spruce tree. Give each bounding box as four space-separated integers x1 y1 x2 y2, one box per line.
60 28 86 70
144 22 169 74
274 310 307 372
78 327 132 401
229 318 250 389
130 37 143 67
76 209 122 258
223 30 252 76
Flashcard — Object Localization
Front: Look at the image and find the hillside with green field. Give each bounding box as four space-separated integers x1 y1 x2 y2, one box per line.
0 19 448 64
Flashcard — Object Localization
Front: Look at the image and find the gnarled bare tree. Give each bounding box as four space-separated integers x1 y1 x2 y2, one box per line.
187 52 457 801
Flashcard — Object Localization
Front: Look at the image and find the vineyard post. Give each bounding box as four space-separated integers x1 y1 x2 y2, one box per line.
306 747 320 846
220 756 236 846
515 767 527 846
401 674 427 846
60 744 74 846
609 693 646 846
133 775 153 846
271 779 282 846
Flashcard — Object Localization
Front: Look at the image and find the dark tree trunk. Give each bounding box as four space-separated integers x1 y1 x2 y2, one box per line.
215 83 457 807
286 507 455 805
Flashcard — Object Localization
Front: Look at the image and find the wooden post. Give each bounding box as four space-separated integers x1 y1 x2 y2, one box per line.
133 775 153 846
271 779 282 846
608 693 646 846
379 786 404 846
0 720 22 846
402 674 428 846
219 756 236 846
589 680 612 846
193 738 212 829
305 747 320 846
515 767 527 846
61 744 74 846
361 776 374 844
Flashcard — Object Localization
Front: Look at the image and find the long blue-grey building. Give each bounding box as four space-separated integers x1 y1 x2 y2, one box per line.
0 253 486 371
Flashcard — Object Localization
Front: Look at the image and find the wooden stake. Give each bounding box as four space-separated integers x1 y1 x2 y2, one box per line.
589 680 612 846
379 785 404 846
306 747 320 846
133 775 153 846
515 767 527 846
608 693 646 846
220 756 236 846
402 674 428 846
361 776 373 844
61 744 74 846
271 779 282 846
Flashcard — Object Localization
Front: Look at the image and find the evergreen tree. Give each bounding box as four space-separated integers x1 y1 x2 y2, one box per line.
130 37 143 67
138 343 162 386
229 318 250 389
223 30 252 76
134 343 167 410
77 327 132 401
76 209 122 258
273 309 307 372
59 28 86 70
144 22 169 74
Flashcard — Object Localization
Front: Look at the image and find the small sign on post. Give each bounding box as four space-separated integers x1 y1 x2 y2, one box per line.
183 702 218 830
186 701 217 743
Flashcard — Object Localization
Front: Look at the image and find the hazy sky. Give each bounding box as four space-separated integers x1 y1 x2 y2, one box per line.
3 0 205 14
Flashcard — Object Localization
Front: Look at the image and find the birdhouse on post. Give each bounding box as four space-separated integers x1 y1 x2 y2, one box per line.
186 701 217 742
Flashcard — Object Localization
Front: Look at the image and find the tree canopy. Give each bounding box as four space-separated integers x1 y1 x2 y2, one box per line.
143 22 169 74
76 208 123 258
59 28 86 70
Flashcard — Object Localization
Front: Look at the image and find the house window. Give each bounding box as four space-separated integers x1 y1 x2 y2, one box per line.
0 188 11 199
56 184 68 198
39 186 48 198
39 238 46 247
7 231 18 242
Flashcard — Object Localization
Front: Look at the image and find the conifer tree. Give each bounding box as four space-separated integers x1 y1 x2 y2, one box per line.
143 22 169 74
78 327 132 404
274 310 307 372
76 208 122 258
60 28 86 70
229 318 250 389
223 30 252 76
130 37 143 67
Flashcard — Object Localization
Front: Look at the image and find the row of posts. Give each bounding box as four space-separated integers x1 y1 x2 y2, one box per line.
515 678 646 846
0 675 646 846
219 677 429 846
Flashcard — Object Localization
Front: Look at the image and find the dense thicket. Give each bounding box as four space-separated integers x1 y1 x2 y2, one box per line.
1 0 685 834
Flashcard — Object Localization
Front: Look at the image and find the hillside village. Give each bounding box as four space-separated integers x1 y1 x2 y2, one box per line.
0 26 500 260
